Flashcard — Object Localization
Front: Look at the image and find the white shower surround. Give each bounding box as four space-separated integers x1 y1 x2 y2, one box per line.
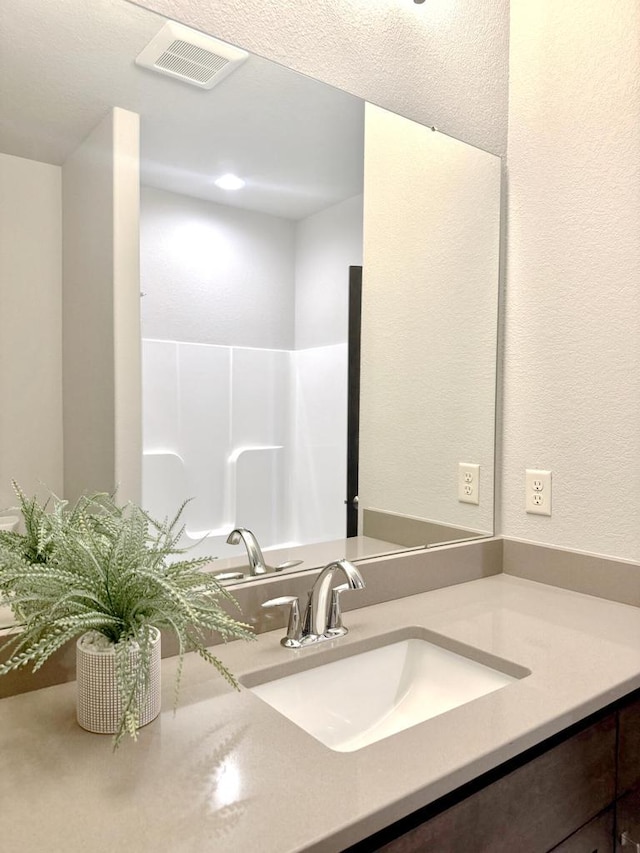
140 188 362 558
142 339 347 557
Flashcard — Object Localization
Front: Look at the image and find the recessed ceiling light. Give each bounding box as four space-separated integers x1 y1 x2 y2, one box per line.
214 173 246 191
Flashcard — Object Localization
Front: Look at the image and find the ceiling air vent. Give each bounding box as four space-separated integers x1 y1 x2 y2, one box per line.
135 22 248 90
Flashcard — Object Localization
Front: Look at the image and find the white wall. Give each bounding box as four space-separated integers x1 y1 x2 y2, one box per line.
131 0 508 157
290 195 363 542
295 194 363 349
62 107 141 504
140 186 296 349
290 343 348 544
0 153 63 506
113 109 142 507
503 0 640 561
359 104 500 534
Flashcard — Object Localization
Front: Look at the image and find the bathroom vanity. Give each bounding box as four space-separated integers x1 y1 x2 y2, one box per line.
1 573 640 852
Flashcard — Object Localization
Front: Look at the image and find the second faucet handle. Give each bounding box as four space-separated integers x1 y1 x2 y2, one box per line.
327 583 351 635
262 596 302 648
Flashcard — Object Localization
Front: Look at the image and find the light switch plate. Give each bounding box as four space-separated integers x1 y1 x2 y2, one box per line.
458 463 480 505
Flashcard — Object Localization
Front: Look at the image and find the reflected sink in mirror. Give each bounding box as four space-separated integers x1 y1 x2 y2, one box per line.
244 631 529 753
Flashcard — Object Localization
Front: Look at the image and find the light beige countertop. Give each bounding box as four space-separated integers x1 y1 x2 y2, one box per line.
2 574 640 852
207 534 411 577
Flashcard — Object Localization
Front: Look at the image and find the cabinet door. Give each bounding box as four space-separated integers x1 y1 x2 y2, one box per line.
616 786 640 853
550 809 614 853
376 715 616 853
617 694 640 796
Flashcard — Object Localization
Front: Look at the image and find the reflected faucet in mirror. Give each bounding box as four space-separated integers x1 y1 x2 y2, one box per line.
214 527 305 582
263 559 365 648
226 527 269 575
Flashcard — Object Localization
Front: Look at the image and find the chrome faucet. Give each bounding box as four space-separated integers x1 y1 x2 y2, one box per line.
218 527 304 582
303 559 365 636
225 527 268 575
263 559 365 648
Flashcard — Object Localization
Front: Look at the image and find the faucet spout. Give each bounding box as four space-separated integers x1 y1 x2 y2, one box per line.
226 527 268 575
305 559 365 637
262 558 365 648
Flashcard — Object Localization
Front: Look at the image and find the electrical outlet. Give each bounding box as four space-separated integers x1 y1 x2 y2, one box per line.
458 463 480 505
526 469 552 516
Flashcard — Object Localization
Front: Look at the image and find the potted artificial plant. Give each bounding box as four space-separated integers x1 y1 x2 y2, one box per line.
0 484 253 747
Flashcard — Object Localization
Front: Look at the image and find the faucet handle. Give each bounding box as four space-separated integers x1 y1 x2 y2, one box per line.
327 583 350 635
262 596 302 648
273 559 304 572
213 571 246 582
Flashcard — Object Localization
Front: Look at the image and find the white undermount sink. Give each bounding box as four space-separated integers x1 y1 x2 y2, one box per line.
245 631 529 752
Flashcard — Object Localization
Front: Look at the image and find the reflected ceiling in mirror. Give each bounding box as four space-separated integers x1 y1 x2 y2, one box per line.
0 0 364 219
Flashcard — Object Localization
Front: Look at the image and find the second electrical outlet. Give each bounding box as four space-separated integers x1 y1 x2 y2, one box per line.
525 468 552 516
458 463 480 505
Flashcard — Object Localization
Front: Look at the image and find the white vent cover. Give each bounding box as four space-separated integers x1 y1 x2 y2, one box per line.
136 21 248 90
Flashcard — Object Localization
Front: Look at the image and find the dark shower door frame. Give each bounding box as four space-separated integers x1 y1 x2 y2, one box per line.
346 265 362 538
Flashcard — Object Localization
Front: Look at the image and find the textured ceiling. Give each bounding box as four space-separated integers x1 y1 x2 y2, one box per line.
129 0 509 157
0 0 364 219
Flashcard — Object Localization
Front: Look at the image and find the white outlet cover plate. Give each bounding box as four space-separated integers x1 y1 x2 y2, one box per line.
458 463 480 505
526 469 552 516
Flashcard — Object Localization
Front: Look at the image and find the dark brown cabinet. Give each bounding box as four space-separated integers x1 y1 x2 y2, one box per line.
616 693 640 853
349 691 640 853
550 810 614 853
618 697 640 796
616 787 640 853
376 717 616 853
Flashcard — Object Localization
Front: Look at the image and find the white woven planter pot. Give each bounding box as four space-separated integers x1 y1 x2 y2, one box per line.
76 629 161 734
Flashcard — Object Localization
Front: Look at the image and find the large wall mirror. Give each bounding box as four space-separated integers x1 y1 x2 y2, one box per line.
0 0 501 587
